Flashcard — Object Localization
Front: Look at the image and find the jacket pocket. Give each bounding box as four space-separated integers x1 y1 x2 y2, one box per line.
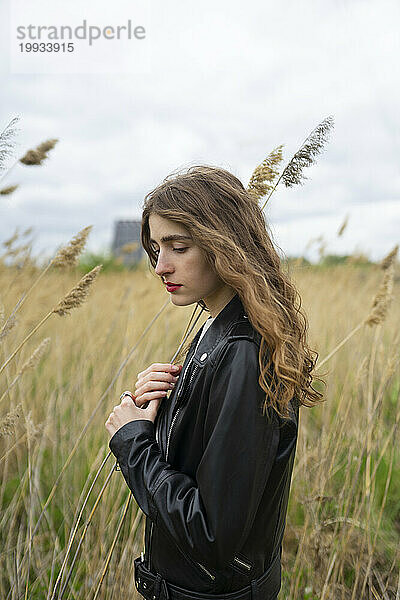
179 546 216 582
193 559 216 582
230 553 253 575
151 524 218 592
227 553 254 593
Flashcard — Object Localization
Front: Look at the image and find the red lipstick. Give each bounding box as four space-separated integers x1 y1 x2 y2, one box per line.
166 282 182 292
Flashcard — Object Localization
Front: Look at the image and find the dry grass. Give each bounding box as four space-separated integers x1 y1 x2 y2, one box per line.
0 248 399 600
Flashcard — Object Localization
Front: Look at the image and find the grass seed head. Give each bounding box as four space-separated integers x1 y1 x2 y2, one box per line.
0 314 17 342
2 228 20 249
0 116 19 173
18 338 51 375
19 138 58 166
247 144 284 203
52 265 102 317
337 214 349 237
0 185 19 196
0 402 22 437
51 225 93 268
281 115 334 187
365 264 395 326
380 244 398 271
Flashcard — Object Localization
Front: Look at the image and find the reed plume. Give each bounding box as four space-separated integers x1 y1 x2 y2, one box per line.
53 265 102 316
0 266 102 376
281 116 334 187
36 139 58 154
247 144 283 203
3 228 19 249
51 225 93 268
24 410 43 442
337 214 349 237
0 402 22 437
0 314 17 342
317 264 395 371
364 263 395 327
0 117 19 173
260 116 334 210
0 339 50 404
0 226 94 340
18 337 50 375
380 244 398 271
0 185 18 195
19 138 58 166
3 242 32 260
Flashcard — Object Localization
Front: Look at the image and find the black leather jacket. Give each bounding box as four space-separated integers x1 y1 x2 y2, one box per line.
109 293 299 595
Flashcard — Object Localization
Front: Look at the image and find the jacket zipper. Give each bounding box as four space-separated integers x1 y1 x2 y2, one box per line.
147 351 198 570
233 556 252 571
147 394 168 571
164 358 214 582
195 561 216 580
146 409 164 571
166 407 181 461
147 521 153 571
166 356 199 461
188 363 200 387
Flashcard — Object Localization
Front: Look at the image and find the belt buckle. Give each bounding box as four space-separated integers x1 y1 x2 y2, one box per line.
134 556 170 600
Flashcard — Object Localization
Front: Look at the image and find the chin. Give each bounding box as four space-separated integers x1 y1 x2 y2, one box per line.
168 292 199 308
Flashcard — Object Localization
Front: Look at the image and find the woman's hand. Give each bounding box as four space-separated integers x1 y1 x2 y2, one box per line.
105 363 182 438
134 363 182 408
105 395 160 438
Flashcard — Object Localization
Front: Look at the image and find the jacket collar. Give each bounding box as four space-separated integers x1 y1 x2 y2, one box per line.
190 292 247 364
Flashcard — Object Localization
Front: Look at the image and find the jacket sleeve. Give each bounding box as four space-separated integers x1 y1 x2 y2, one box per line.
109 339 280 570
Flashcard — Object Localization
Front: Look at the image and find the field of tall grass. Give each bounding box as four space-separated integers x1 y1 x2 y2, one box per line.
0 230 399 600
1 116 399 599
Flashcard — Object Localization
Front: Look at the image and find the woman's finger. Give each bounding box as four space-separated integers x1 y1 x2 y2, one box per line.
135 365 181 394
135 379 176 397
120 396 136 406
144 397 162 416
134 376 177 396
137 363 181 382
136 371 179 389
139 363 178 378
135 390 170 407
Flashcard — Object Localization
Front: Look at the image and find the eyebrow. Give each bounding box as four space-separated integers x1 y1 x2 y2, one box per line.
149 234 192 244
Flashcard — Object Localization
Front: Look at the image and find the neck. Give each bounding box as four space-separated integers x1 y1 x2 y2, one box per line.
203 287 236 318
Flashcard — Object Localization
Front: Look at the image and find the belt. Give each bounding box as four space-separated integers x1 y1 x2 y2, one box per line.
133 550 281 600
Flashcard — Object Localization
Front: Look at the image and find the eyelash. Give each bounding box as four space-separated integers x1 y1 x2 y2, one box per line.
153 247 188 255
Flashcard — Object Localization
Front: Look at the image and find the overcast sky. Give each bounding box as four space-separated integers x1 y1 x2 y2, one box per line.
1 0 399 263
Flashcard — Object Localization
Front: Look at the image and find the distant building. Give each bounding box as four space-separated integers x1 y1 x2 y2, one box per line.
111 220 146 266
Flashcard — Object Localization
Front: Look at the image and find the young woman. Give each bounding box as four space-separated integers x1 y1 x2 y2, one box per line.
105 165 324 600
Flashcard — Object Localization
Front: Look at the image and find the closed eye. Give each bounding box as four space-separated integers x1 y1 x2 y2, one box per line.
152 247 188 254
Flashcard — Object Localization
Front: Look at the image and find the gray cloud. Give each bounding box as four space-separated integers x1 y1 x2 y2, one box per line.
0 0 399 263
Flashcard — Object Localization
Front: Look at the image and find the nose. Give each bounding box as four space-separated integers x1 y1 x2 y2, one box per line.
154 250 174 279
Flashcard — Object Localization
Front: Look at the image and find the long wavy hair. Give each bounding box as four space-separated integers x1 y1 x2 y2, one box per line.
141 164 325 420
